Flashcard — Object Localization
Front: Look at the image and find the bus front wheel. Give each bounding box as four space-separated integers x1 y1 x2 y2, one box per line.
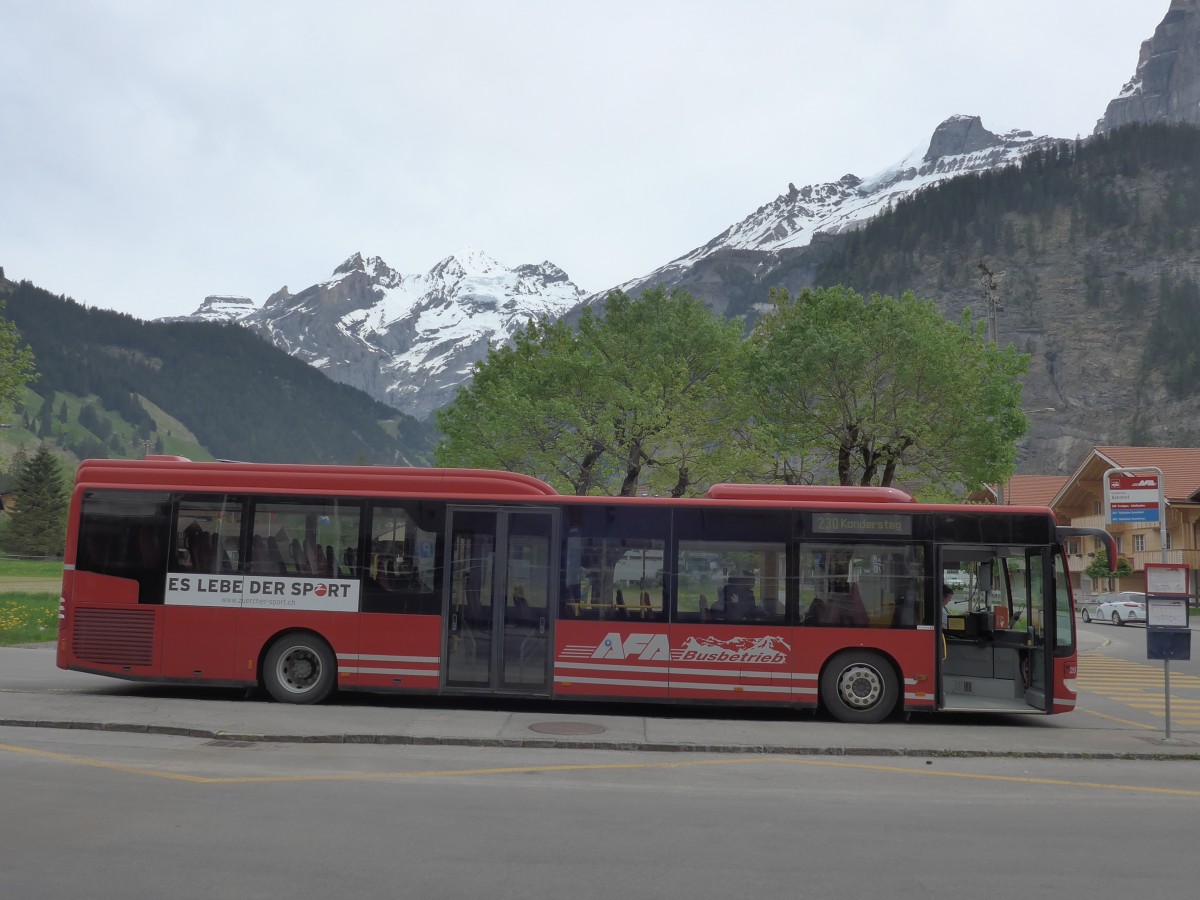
263 633 336 704
820 651 899 724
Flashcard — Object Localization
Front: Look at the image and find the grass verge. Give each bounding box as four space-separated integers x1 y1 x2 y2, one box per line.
0 558 64 579
0 591 57 645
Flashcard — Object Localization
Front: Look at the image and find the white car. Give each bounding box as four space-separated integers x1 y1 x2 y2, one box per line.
1081 591 1146 625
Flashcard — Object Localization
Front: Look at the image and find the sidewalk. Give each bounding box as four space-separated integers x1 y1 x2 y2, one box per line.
2 645 1197 759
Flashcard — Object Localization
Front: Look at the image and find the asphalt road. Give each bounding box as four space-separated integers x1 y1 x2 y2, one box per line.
2 725 1197 900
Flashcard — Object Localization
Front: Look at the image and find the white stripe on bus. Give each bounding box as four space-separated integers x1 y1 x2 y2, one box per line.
669 681 794 694
555 661 817 680
338 654 439 664
552 661 671 675
553 675 669 689
554 675 811 695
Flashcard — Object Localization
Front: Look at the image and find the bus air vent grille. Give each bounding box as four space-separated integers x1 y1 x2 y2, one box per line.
73 608 156 667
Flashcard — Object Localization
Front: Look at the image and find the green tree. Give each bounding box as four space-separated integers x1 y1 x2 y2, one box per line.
1083 548 1134 591
576 288 749 496
7 443 28 476
436 288 749 496
749 286 1030 491
0 300 37 417
436 315 611 494
5 444 69 558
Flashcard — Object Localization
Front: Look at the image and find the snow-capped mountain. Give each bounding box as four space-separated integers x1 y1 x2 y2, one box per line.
224 250 588 419
615 114 1057 296
164 294 257 322
176 114 1057 420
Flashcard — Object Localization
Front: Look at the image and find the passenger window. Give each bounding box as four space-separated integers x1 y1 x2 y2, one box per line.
248 499 361 580
172 496 245 576
676 542 786 625
362 503 443 614
562 540 666 621
798 543 925 628
561 506 670 622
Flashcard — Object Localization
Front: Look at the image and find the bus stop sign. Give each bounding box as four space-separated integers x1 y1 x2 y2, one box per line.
1105 472 1162 524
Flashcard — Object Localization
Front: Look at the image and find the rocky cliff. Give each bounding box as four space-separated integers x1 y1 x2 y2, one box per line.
1096 0 1200 133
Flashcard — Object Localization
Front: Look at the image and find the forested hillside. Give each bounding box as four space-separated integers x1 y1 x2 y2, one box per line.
804 123 1200 470
816 123 1200 398
0 279 436 466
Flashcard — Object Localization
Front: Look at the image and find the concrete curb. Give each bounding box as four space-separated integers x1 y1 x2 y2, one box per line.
4 716 1199 760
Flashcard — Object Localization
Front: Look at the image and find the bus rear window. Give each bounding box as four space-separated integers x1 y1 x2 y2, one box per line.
77 490 173 604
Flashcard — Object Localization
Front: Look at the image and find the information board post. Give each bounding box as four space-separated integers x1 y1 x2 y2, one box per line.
1144 564 1191 741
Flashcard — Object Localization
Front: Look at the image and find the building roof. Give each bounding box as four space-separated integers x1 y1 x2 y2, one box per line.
1004 475 1068 507
1053 446 1200 508
968 475 1068 506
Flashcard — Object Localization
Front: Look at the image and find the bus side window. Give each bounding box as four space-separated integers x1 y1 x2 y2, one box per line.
363 504 443 614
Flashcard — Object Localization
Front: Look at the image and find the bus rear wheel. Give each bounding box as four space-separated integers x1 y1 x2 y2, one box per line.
263 633 336 704
820 650 898 724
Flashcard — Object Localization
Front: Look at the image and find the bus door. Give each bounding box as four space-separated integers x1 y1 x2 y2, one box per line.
938 546 1050 713
445 508 556 694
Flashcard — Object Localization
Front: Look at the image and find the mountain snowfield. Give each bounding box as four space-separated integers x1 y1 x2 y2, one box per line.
237 249 588 418
615 114 1053 292
174 114 1060 420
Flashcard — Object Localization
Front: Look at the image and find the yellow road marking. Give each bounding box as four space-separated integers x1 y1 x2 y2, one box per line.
2 742 1199 796
774 758 1200 797
1076 653 1200 730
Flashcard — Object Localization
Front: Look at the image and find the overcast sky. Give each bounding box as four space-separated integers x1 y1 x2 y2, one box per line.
1 1 1172 321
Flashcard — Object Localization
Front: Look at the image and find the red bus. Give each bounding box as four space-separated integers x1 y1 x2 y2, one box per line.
57 457 1114 723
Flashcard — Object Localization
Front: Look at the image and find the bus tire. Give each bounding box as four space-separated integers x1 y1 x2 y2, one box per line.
820 650 898 724
263 633 336 704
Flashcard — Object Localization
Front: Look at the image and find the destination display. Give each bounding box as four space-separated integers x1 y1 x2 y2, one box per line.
812 513 911 536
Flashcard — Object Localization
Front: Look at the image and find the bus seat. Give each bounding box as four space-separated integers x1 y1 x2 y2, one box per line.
891 592 915 628
290 539 307 574
843 584 869 627
266 537 287 574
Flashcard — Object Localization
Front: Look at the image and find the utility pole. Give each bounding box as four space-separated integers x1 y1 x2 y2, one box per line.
978 260 1005 503
978 261 1000 346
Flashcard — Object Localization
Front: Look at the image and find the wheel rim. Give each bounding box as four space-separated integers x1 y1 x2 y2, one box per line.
835 662 884 711
273 645 323 695
1112 612 1121 625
